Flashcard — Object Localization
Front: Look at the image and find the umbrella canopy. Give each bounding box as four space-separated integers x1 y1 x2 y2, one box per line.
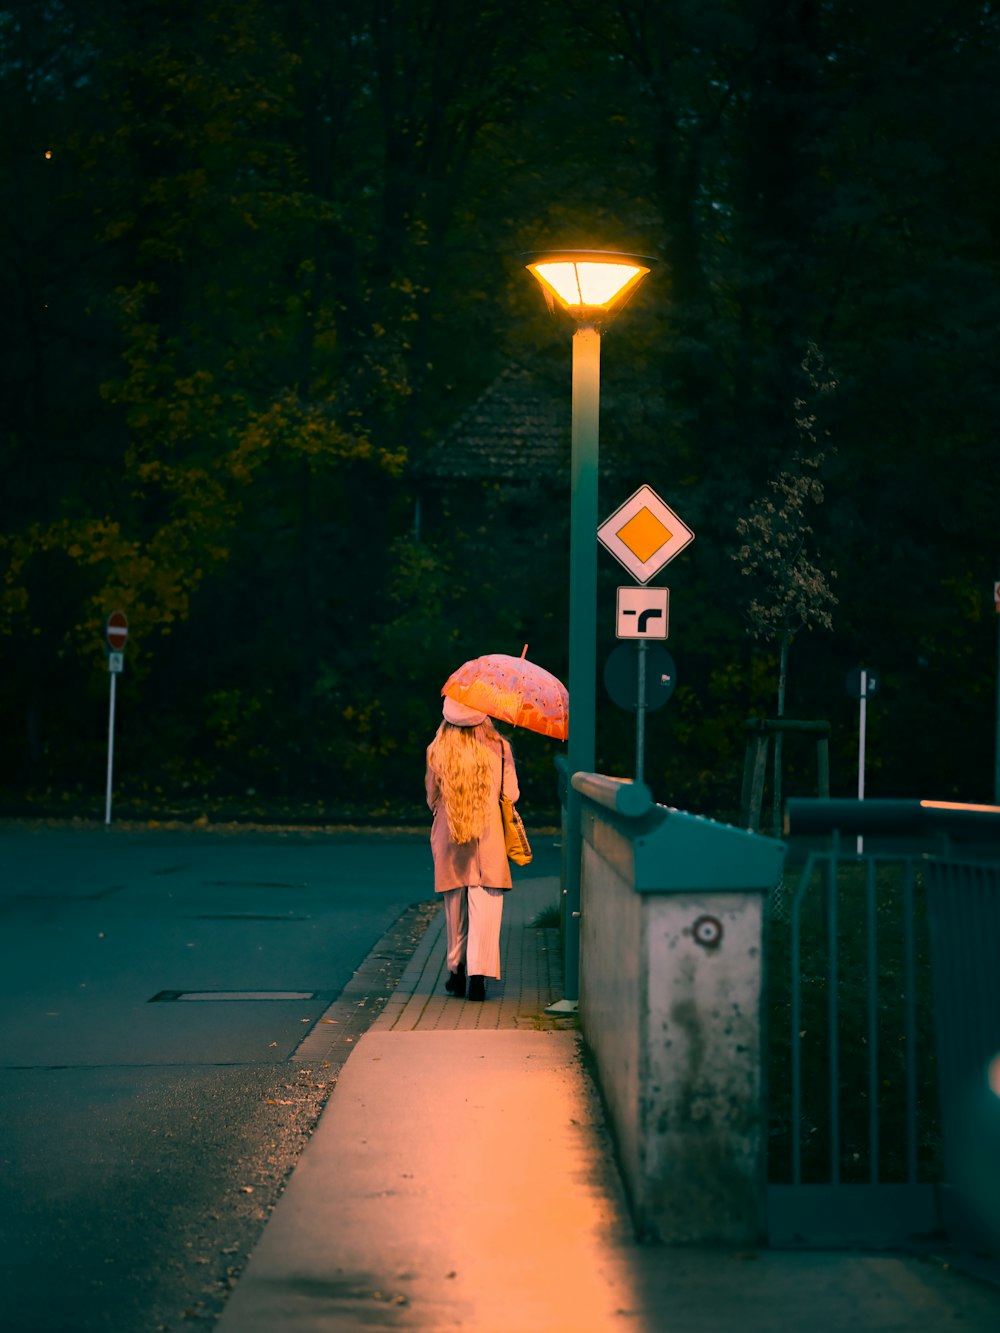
441 649 568 741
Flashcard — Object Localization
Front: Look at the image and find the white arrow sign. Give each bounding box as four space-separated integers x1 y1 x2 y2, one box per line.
616 586 669 639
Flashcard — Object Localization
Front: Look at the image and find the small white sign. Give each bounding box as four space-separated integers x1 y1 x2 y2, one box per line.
108 652 124 674
598 484 694 584
616 586 669 639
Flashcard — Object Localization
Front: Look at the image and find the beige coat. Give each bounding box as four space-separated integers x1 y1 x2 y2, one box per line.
425 734 520 892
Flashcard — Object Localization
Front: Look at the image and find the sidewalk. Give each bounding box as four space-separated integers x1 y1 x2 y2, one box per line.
216 876 1000 1332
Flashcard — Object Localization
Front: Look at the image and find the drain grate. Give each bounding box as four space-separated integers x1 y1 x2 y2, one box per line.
186 914 310 921
9 886 125 902
201 881 307 888
149 990 318 1003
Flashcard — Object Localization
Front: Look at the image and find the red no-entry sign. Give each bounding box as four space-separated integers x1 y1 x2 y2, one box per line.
106 611 129 651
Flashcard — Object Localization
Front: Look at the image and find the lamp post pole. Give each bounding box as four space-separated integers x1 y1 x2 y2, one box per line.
564 323 601 1002
522 250 654 1013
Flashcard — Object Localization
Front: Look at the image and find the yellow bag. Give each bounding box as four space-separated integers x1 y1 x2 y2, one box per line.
499 746 532 866
500 793 532 866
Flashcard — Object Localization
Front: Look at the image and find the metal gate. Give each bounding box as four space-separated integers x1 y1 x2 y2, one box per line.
767 831 942 1247
770 798 1000 1252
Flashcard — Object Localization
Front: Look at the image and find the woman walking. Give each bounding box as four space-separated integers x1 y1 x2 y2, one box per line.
425 697 520 1001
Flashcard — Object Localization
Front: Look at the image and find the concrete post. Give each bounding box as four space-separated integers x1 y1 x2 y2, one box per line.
574 777 786 1244
638 889 768 1243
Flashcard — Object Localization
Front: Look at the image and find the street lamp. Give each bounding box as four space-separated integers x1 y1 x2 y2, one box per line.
523 248 655 1011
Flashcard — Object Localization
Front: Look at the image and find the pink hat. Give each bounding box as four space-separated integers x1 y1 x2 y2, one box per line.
442 696 488 727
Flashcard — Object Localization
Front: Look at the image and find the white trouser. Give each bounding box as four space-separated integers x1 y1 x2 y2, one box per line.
442 885 504 979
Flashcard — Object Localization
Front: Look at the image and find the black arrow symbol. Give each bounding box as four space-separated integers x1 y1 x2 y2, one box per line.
623 607 664 632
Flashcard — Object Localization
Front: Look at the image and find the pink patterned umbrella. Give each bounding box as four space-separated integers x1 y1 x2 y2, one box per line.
441 647 568 741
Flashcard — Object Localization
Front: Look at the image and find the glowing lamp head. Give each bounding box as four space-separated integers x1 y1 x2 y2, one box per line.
524 249 655 323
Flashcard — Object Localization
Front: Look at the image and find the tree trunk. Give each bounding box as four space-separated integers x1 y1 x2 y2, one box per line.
25 695 41 775
773 633 790 837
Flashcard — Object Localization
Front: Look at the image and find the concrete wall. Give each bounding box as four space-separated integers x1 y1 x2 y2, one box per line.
579 829 643 1196
578 797 779 1245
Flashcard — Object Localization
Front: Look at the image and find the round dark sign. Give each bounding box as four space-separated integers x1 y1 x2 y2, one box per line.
604 642 677 712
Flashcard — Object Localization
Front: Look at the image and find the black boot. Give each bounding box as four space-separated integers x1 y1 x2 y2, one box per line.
467 975 486 1002
445 962 466 997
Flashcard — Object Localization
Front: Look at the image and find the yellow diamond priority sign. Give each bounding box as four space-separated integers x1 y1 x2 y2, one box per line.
598 485 694 584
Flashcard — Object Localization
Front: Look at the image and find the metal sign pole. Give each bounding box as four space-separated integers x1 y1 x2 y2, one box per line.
105 668 118 826
635 639 648 783
857 668 868 853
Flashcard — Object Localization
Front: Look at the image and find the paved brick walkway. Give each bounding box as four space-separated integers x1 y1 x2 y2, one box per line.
374 874 571 1032
218 868 1000 1333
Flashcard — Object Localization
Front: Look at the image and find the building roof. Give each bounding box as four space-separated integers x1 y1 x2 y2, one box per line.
418 365 569 482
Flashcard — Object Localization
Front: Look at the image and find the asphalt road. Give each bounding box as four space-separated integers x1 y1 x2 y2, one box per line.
0 820 442 1333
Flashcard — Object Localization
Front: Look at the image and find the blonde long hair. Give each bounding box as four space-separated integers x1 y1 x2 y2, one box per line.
426 718 499 844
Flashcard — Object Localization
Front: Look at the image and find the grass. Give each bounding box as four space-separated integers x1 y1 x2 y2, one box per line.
531 902 562 930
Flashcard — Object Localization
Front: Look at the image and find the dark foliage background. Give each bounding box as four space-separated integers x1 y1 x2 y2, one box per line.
2 0 998 824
